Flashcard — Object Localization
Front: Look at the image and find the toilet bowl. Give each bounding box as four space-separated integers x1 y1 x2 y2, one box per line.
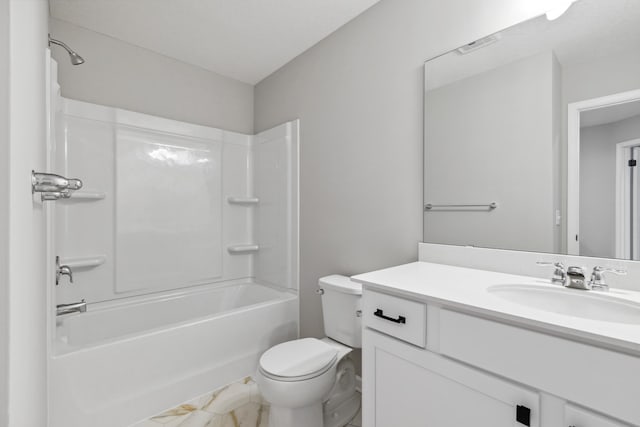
255 275 362 427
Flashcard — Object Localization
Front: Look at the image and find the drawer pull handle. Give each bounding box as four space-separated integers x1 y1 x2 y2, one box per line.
374 309 406 324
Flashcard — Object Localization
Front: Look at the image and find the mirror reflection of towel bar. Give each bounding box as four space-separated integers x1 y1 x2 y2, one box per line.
424 202 497 211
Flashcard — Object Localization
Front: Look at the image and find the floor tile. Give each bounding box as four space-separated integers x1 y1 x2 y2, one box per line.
348 405 362 427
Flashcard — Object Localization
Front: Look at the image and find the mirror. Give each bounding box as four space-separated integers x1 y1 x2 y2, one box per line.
423 0 640 260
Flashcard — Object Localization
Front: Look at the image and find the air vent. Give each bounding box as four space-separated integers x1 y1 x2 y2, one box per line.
456 33 501 55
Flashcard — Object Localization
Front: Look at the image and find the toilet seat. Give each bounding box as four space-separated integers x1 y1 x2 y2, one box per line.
259 338 338 382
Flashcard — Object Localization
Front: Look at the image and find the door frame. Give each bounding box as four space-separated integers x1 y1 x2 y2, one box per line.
567 88 640 255
615 139 640 259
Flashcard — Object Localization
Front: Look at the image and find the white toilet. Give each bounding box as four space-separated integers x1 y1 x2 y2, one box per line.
255 275 362 427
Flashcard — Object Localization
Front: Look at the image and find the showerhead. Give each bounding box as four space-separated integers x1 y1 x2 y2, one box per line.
48 34 85 65
68 51 85 66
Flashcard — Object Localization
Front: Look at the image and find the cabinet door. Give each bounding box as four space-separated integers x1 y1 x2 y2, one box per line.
363 329 539 427
565 404 631 427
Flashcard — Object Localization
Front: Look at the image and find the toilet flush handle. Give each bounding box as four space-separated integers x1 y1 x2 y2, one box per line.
316 288 325 295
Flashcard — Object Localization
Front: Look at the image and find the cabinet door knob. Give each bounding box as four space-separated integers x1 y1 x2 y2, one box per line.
516 405 530 426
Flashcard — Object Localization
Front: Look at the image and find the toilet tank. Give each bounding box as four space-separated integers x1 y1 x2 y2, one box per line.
318 275 362 348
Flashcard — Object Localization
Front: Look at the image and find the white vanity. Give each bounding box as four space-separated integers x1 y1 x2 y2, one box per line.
353 260 640 427
364 0 640 424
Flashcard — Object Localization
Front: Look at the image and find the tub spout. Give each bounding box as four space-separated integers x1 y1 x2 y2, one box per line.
56 300 87 316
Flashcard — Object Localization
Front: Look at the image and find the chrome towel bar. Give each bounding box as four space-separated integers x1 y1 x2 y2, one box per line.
424 202 497 211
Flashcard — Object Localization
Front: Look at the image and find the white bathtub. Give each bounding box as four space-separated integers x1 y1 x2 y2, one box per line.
50 281 298 427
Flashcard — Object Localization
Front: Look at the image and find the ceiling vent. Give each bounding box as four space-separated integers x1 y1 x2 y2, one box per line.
456 33 501 55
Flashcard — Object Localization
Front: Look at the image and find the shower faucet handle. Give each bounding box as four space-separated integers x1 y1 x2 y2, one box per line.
56 256 73 285
32 171 83 201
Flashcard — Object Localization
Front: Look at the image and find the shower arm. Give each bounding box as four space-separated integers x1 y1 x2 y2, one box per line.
48 36 73 52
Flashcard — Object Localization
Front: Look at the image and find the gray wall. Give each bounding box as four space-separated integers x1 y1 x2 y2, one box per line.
580 115 640 258
254 0 554 339
0 0 8 423
561 51 640 252
50 19 254 134
424 52 558 253
563 52 640 106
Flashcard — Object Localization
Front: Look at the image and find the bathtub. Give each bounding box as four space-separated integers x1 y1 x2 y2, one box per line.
50 281 298 427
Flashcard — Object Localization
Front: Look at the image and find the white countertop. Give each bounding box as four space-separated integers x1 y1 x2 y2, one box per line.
352 261 640 355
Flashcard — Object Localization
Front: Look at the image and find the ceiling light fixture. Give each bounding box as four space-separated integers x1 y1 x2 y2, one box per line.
546 0 578 21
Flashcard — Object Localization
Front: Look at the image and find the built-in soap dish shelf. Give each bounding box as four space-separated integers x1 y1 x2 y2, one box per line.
59 255 106 269
227 245 260 254
227 196 259 205
61 191 106 201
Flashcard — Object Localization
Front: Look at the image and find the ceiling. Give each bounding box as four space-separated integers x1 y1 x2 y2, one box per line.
581 100 640 128
425 0 640 91
49 0 382 85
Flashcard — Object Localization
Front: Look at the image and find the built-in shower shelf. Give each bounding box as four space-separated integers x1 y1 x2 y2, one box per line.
227 245 260 254
60 255 106 269
65 191 106 200
227 196 259 205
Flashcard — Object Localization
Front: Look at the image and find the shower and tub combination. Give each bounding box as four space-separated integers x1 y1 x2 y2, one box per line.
44 58 299 427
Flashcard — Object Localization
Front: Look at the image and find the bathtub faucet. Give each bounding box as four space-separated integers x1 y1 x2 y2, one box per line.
56 300 87 316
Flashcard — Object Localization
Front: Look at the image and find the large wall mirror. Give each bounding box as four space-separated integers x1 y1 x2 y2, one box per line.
423 0 640 260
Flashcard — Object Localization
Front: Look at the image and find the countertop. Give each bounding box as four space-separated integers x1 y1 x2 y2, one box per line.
352 261 640 355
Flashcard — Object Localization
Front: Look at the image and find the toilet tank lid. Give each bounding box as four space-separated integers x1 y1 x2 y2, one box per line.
318 275 362 295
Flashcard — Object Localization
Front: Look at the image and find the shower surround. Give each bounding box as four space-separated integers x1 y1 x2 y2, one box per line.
48 96 299 427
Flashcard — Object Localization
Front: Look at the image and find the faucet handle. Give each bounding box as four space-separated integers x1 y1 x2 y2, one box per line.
590 266 626 291
592 266 626 275
536 261 565 269
537 261 566 285
56 256 74 286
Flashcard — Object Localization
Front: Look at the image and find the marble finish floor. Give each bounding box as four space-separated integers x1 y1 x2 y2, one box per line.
346 406 362 427
132 377 268 427
131 376 362 427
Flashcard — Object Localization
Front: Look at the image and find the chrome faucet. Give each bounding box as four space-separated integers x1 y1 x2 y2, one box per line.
56 256 73 285
56 300 86 316
565 266 589 290
32 171 82 193
538 261 627 291
536 261 566 285
589 266 626 292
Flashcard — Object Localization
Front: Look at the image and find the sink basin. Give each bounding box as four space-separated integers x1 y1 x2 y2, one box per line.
487 284 640 324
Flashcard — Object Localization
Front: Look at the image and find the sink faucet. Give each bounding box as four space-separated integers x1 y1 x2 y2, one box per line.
538 262 627 291
565 266 588 290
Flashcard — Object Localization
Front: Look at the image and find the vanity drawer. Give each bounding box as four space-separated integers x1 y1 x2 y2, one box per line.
363 290 427 347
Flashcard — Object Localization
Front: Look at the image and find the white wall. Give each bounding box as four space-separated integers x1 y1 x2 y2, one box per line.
424 52 558 253
49 19 254 134
0 0 9 424
580 115 640 257
7 1 49 426
254 0 555 339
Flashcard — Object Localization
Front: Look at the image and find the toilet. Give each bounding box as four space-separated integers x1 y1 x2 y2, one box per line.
255 275 362 427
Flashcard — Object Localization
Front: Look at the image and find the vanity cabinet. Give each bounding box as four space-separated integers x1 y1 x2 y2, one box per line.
365 328 539 427
565 404 630 427
362 289 638 427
